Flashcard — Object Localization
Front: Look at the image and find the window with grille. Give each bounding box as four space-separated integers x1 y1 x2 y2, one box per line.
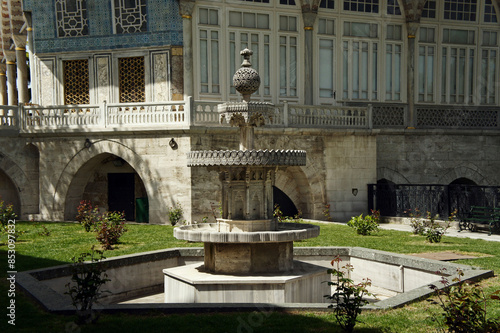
484 0 498 22
318 18 335 35
480 31 497 104
280 35 297 97
444 0 477 21
279 0 296 5
229 11 270 29
55 0 88 37
387 0 401 15
113 0 147 34
343 40 378 100
118 57 145 103
63 59 89 104
320 0 335 9
343 0 379 13
418 27 436 102
422 0 437 19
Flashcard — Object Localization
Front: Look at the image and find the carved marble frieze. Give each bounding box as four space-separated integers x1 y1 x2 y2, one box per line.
187 149 307 167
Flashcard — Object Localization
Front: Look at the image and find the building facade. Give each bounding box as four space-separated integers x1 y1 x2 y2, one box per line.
0 0 499 224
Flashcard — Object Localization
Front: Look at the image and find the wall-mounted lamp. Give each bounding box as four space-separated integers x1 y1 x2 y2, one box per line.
169 138 178 150
352 188 358 196
84 138 92 149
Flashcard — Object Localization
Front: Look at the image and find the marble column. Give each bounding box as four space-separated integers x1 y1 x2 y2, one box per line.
302 5 318 106
0 63 7 105
5 51 17 106
12 34 29 104
406 22 419 128
179 0 196 99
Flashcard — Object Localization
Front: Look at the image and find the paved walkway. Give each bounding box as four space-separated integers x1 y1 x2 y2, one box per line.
378 223 500 242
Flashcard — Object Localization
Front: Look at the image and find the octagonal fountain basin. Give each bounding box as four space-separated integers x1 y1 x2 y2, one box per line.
173 222 320 243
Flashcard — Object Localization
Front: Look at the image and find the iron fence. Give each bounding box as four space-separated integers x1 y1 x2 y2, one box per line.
368 184 500 219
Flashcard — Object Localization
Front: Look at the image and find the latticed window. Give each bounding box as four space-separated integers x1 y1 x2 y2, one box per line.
279 0 296 5
444 0 477 21
343 0 379 13
484 0 498 22
55 0 88 37
320 0 335 9
119 57 145 103
113 0 147 34
63 59 89 104
422 0 437 19
387 0 401 15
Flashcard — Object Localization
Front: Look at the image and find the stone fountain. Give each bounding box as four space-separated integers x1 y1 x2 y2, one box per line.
163 49 329 303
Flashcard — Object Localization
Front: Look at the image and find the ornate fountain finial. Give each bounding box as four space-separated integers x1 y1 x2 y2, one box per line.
240 48 253 67
233 48 260 102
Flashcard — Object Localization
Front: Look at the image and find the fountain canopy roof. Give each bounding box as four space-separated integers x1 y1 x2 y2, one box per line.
187 149 306 167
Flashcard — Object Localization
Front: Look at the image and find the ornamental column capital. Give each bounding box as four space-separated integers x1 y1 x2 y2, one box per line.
179 0 196 18
11 34 27 49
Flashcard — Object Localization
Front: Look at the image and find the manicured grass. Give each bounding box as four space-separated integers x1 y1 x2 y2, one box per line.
1 221 499 332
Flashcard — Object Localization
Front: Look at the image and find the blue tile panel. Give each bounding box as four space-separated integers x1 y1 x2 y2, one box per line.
23 0 183 54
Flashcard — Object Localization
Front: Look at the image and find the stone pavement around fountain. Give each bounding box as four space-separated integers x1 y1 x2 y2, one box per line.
121 222 499 305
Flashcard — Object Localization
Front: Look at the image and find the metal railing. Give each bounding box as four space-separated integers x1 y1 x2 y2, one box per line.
1 100 499 134
368 183 500 218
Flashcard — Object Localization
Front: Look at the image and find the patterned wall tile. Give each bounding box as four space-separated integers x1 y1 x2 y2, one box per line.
30 0 182 54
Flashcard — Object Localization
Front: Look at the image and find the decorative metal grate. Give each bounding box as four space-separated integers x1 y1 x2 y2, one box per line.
368 184 500 218
63 59 90 105
372 104 406 127
55 0 89 37
416 106 498 128
119 57 145 103
114 0 147 34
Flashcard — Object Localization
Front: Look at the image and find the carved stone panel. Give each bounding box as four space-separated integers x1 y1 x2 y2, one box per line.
152 52 169 102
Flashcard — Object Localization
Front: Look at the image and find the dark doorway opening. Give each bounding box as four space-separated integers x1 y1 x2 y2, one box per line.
108 173 135 221
273 186 298 217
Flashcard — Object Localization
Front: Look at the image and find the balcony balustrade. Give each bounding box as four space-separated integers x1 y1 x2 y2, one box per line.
0 99 499 135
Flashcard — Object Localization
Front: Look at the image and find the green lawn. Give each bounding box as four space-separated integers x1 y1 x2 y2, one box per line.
1 221 499 332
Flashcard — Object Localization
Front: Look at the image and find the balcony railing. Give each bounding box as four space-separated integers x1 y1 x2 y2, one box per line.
1 99 499 134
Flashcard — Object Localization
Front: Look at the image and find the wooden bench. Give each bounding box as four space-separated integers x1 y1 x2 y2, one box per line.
459 206 500 236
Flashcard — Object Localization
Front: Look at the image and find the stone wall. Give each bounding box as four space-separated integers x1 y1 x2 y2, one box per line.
377 131 500 185
0 129 498 224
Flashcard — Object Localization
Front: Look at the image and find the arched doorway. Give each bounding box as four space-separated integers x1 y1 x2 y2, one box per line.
64 153 148 222
273 186 298 218
0 169 21 217
376 178 397 216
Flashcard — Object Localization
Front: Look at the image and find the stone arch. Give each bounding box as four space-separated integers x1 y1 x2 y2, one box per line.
275 161 326 220
0 152 36 218
53 139 161 223
377 167 411 184
438 163 490 186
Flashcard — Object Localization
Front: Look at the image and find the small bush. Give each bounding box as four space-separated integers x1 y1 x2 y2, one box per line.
325 256 373 333
323 204 332 221
65 246 110 325
347 213 379 236
0 199 17 228
76 200 100 232
428 268 500 332
37 224 51 236
273 204 303 223
406 209 454 243
95 211 127 250
168 202 184 226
